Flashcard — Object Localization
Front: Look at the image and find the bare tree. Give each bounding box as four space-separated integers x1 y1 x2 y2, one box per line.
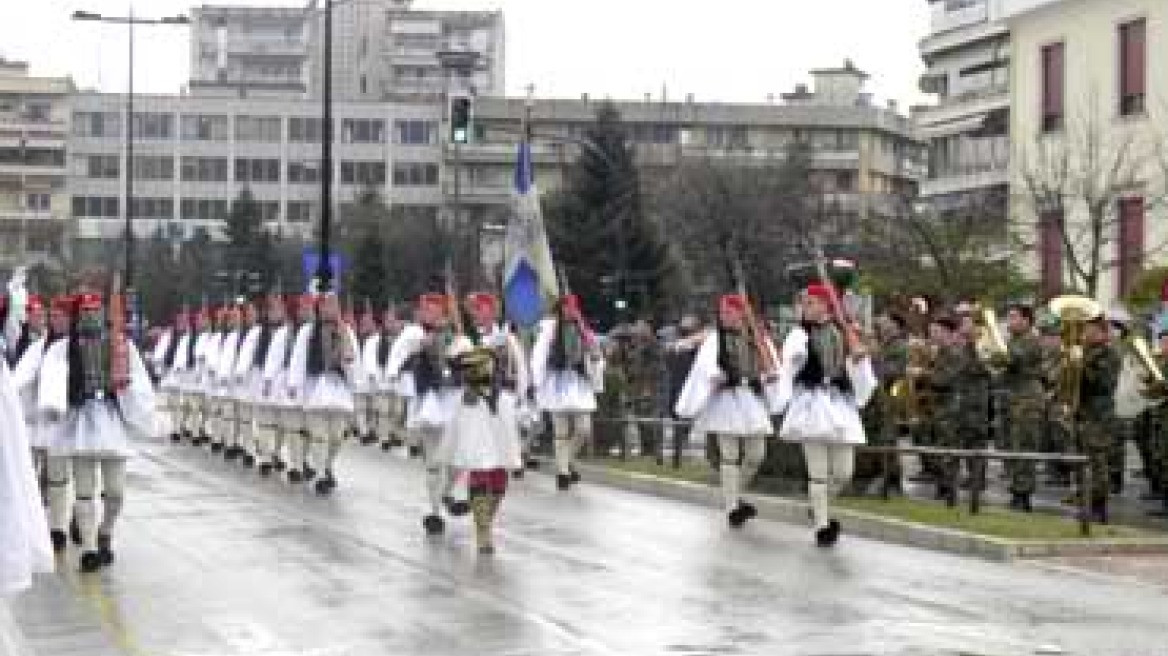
1016 109 1168 298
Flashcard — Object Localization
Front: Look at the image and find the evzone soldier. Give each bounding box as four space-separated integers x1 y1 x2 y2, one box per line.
283 294 317 483
355 308 381 446
153 310 191 443
11 296 49 478
258 295 300 476
39 290 158 572
194 307 225 449
185 307 215 446
675 293 780 528
287 292 359 495
386 293 462 534
233 299 272 470
213 305 246 461
371 306 408 451
530 294 605 490
777 283 876 547
438 292 528 553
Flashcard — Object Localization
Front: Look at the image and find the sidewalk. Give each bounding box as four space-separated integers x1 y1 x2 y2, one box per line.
1 573 124 656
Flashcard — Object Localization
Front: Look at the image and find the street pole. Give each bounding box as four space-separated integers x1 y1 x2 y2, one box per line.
316 0 335 293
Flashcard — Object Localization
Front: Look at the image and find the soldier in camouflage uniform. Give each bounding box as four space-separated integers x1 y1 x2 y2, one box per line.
918 314 989 504
855 313 907 493
1144 329 1168 517
1076 316 1122 523
1001 304 1047 512
1037 314 1073 486
619 320 665 458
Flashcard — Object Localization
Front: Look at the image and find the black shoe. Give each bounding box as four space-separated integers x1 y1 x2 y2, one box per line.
181 429 193 440
80 551 102 573
1110 474 1124 495
69 518 82 545
50 530 67 552
449 500 469 517
303 466 317 481
738 501 758 519
224 446 238 461
360 432 378 446
556 474 572 491
381 441 394 451
525 458 540 471
274 458 287 472
211 441 224 453
727 506 748 529
314 473 337 496
288 469 303 484
408 445 422 459
512 469 525 480
1086 498 1109 524
258 462 273 477
816 520 841 548
422 514 445 535
169 432 182 443
569 468 581 485
478 544 496 556
241 453 255 468
1009 493 1034 513
96 534 114 567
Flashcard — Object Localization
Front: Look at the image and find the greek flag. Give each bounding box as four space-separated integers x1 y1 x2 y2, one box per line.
503 141 559 328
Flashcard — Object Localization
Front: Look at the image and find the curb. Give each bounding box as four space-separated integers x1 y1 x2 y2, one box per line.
556 459 1168 562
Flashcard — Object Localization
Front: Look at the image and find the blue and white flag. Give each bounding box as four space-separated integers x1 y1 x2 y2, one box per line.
503 141 559 328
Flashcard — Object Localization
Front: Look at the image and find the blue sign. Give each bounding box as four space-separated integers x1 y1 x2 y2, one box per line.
302 248 344 292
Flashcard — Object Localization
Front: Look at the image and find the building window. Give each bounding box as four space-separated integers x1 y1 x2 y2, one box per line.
288 160 322 184
180 198 229 221
84 154 120 179
341 118 385 144
180 157 228 182
132 112 175 140
289 117 329 142
1039 210 1063 297
1119 18 1146 117
287 201 314 223
340 161 387 185
234 158 281 183
130 155 174 181
180 114 229 141
1040 42 1064 133
392 162 439 186
359 75 368 95
235 115 282 142
394 119 436 145
128 197 175 220
72 112 121 138
71 196 119 218
257 201 280 223
1118 197 1145 297
26 193 50 211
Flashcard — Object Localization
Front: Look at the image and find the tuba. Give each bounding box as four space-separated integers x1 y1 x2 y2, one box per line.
1048 295 1102 415
888 296 934 426
973 303 1009 370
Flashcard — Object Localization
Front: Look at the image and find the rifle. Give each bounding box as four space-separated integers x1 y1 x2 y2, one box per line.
810 241 864 357
731 259 777 376
108 271 130 390
444 259 466 337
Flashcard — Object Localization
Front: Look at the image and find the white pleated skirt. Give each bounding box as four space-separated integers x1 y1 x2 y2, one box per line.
406 387 460 430
693 386 773 436
535 371 597 413
779 388 866 445
437 395 522 471
48 401 135 459
305 373 355 413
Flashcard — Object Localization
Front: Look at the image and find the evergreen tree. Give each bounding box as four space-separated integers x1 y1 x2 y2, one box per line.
545 102 675 327
224 187 278 294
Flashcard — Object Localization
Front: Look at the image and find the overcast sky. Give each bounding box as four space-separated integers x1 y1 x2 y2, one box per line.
1 0 932 108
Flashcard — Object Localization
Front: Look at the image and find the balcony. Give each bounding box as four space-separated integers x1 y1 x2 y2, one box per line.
916 84 1009 130
919 18 1008 61
227 38 308 57
920 166 1009 199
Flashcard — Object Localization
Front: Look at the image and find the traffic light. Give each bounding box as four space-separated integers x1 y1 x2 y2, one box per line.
450 96 471 144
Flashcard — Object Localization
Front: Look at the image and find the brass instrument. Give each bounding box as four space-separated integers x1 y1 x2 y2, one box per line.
893 336 936 425
1125 333 1166 400
973 304 1009 369
1048 295 1102 414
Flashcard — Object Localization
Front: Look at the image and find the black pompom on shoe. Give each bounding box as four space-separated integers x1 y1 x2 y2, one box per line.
50 530 67 553
170 432 182 443
380 441 394 451
449 500 469 517
314 473 336 496
422 514 445 535
815 520 841 548
303 465 317 481
241 453 256 468
727 506 748 529
288 469 303 484
361 432 378 446
738 501 758 519
511 469 525 480
97 534 114 567
79 551 102 573
258 462 273 477
408 445 423 459
274 458 287 472
210 441 224 453
556 474 572 491
569 468 582 485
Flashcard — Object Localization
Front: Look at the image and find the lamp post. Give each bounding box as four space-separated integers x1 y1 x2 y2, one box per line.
72 9 188 335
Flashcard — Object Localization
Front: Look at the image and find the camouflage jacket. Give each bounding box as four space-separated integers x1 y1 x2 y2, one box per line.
1078 343 1121 421
927 342 989 419
1001 332 1046 400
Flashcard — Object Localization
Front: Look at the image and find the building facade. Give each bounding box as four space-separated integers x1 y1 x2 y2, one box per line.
452 64 926 239
68 92 443 259
188 0 504 103
1006 0 1165 303
915 0 1010 215
0 59 74 274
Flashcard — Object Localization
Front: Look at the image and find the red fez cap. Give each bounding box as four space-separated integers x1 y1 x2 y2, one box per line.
175 309 189 323
804 283 837 305
719 294 748 314
561 294 581 313
76 293 103 312
418 293 450 313
51 295 75 312
26 295 44 313
298 294 318 308
466 292 497 313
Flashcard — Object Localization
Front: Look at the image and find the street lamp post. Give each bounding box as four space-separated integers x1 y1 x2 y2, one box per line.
72 9 188 334
316 0 335 292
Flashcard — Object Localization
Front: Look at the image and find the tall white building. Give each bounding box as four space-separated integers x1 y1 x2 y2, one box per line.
187 0 504 103
915 0 1010 215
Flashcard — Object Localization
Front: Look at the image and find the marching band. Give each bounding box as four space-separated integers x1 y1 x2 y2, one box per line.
5 258 1168 592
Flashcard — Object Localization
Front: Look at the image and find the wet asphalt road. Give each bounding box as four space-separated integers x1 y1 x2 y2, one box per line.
8 438 1168 656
